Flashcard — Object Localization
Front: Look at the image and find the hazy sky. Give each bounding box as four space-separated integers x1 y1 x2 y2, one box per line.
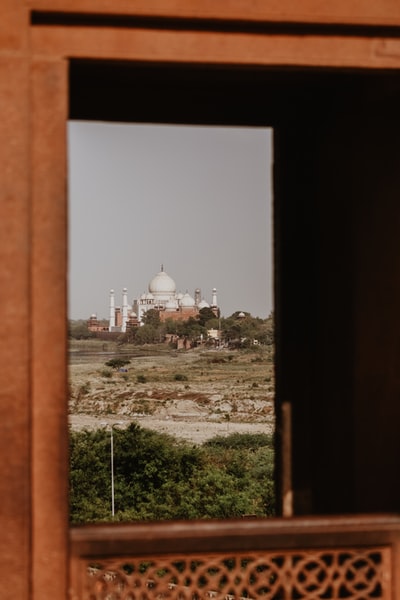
68 122 273 320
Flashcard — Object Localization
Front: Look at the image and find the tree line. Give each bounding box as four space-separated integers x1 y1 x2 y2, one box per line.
70 424 275 523
69 309 274 349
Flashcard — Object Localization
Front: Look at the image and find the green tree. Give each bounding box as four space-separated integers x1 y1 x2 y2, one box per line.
197 307 217 327
69 426 275 523
68 319 95 340
69 428 110 522
133 309 166 345
118 325 138 344
220 312 274 348
134 324 164 345
141 309 161 327
105 358 131 370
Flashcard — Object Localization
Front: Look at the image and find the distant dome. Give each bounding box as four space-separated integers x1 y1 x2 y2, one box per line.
149 268 176 295
238 311 246 318
180 292 195 308
165 298 178 310
90 313 97 319
176 292 184 300
198 299 210 309
130 311 137 318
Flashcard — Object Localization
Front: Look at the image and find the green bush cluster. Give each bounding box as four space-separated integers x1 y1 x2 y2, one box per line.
105 358 131 370
69 424 275 523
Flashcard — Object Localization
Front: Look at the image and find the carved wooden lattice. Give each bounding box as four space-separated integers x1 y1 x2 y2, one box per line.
81 547 390 600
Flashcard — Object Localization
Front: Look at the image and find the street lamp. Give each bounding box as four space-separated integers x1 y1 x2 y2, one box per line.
101 421 123 517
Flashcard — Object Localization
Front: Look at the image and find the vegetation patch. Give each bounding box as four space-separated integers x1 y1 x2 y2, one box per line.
69 424 275 524
173 373 188 381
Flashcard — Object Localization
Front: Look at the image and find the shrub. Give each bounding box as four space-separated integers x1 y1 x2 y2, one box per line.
79 382 91 396
69 426 275 523
100 368 113 379
204 432 273 450
173 373 188 382
136 374 147 384
105 358 131 370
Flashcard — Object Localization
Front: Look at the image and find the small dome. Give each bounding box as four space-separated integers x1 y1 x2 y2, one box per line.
165 299 178 310
180 292 195 308
176 292 184 300
198 299 210 309
90 313 97 319
238 311 246 318
130 311 137 318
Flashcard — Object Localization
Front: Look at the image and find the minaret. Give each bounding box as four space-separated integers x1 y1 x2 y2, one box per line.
122 287 128 332
211 287 218 308
109 289 115 331
194 288 201 306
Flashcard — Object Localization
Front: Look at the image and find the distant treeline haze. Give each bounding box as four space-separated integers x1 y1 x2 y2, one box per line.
69 309 274 348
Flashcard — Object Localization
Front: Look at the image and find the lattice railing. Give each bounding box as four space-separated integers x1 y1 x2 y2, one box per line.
70 516 400 600
80 548 389 599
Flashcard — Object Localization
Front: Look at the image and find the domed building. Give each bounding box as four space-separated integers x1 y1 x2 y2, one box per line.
149 269 176 301
104 265 219 332
133 265 218 324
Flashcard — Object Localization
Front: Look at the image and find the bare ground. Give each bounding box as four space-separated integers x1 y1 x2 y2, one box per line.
69 344 274 444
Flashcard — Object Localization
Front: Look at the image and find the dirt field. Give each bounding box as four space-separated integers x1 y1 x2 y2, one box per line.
69 342 275 444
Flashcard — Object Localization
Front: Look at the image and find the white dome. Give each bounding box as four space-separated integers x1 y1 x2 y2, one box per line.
180 292 195 308
165 298 178 310
198 299 210 309
149 269 176 295
176 292 184 300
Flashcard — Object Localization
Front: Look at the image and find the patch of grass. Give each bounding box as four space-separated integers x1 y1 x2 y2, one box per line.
79 382 91 396
100 368 113 379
